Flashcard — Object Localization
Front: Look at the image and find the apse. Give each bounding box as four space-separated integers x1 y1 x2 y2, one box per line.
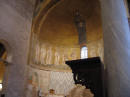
27 0 104 97
29 0 104 71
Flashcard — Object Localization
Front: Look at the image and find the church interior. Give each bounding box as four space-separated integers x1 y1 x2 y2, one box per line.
0 0 130 97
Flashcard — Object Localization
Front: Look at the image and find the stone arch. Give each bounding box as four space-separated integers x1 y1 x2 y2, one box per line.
0 39 12 63
33 0 63 31
30 0 104 68
0 39 12 93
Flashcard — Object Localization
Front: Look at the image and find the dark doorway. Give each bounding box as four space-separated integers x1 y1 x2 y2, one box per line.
0 43 7 92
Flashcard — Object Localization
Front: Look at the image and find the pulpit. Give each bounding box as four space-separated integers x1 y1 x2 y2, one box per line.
66 57 105 97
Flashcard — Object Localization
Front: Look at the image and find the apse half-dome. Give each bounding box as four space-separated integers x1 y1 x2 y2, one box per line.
29 0 103 71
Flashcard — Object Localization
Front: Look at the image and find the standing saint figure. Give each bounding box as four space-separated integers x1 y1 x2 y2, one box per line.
40 45 46 65
62 53 69 65
54 47 60 65
46 47 52 65
35 44 40 64
74 10 87 45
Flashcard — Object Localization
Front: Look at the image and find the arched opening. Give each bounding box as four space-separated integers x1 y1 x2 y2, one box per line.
0 43 7 92
29 0 104 68
27 0 104 97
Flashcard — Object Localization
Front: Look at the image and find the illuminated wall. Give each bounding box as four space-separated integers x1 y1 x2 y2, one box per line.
26 0 104 96
29 0 104 70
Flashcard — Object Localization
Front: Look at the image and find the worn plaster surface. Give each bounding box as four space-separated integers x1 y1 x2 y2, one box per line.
0 0 35 97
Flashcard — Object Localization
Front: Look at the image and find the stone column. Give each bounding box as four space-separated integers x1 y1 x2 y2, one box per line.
101 0 130 97
0 0 35 97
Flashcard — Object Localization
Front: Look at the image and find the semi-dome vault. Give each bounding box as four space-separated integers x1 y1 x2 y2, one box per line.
29 0 104 71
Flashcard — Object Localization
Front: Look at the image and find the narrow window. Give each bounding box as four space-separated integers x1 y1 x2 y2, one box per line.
81 46 88 59
0 83 2 91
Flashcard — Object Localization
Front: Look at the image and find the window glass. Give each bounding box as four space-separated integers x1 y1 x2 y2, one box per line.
0 83 2 91
81 46 88 59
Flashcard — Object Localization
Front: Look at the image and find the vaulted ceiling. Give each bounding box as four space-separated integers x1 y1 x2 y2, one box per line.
34 0 103 46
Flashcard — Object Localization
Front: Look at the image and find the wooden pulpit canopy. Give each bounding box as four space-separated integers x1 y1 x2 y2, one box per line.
65 57 105 97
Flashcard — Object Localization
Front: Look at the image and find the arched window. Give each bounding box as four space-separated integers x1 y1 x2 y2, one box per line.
81 46 88 59
0 83 2 91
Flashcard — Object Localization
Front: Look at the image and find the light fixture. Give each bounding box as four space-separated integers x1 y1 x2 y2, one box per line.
0 83 2 91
